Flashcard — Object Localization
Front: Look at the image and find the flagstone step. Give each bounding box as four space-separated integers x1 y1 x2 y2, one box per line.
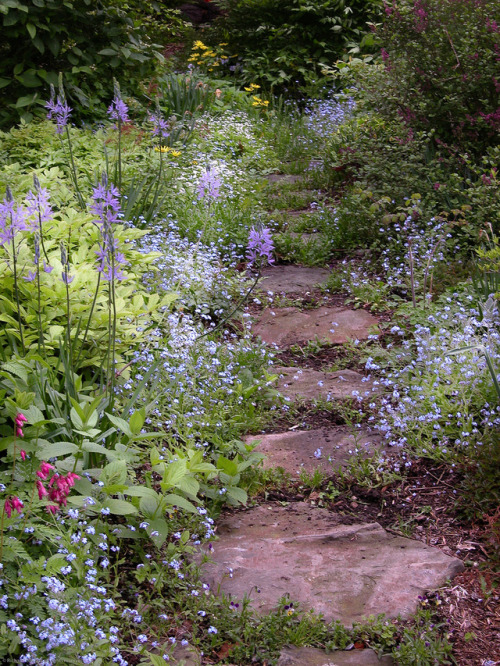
256 264 331 294
275 366 375 402
277 646 394 665
245 426 382 476
199 503 464 626
253 306 378 347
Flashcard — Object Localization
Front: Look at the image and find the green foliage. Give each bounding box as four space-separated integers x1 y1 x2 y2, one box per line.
208 0 383 92
0 0 165 127
376 0 500 154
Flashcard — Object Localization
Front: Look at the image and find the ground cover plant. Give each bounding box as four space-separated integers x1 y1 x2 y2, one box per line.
0 0 499 664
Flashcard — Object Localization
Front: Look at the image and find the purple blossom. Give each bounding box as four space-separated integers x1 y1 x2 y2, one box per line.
197 168 221 201
23 270 37 283
91 175 127 281
90 176 121 228
108 94 130 125
246 226 274 267
26 185 53 230
148 111 169 138
0 189 27 247
45 85 72 134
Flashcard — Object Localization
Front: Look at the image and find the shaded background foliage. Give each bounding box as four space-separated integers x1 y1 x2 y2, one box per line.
0 0 186 127
206 0 383 92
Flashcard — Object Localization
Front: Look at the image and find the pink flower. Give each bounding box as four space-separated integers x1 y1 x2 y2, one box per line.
14 413 28 437
11 497 23 513
36 480 48 500
20 450 26 461
36 462 55 480
4 498 12 518
46 505 58 515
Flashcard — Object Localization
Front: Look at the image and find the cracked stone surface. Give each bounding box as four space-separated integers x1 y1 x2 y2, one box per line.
244 427 382 475
253 306 378 346
274 366 375 402
277 646 394 665
257 265 331 294
200 503 464 626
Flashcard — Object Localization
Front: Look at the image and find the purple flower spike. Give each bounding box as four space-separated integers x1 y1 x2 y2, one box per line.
148 111 169 138
45 86 72 134
0 190 27 247
108 94 130 125
247 226 275 267
197 168 221 201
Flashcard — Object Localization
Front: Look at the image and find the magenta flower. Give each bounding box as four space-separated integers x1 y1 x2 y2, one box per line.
37 461 55 480
14 413 28 437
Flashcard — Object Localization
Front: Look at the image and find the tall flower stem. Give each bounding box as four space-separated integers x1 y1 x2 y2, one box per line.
10 233 25 355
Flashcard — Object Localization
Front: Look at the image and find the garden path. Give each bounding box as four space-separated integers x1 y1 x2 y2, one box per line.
195 167 468 663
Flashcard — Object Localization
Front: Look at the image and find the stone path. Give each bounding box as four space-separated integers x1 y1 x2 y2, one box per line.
200 503 464 626
198 261 465 663
253 306 378 347
257 265 331 294
277 646 394 665
275 366 375 402
245 426 382 475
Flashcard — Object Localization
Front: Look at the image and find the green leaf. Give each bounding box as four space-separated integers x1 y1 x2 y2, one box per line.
36 441 79 459
226 486 248 505
0 78 11 89
100 459 127 487
147 518 169 548
129 408 145 435
26 22 36 38
106 413 132 438
139 494 160 517
217 455 238 477
145 653 170 666
98 48 117 56
46 553 66 573
164 493 197 514
15 93 37 108
161 459 187 490
124 486 158 500
104 499 138 516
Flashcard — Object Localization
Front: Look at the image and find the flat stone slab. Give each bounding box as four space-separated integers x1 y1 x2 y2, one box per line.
266 173 304 184
200 503 464 625
245 427 382 475
253 306 378 346
277 646 394 665
257 265 331 294
275 366 375 402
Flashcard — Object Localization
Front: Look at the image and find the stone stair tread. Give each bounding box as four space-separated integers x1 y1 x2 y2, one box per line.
244 426 383 475
274 366 375 402
257 265 331 294
277 646 394 665
199 503 464 626
253 306 378 347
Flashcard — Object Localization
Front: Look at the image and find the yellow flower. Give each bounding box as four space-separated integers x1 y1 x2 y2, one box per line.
219 42 228 46
193 40 207 50
170 150 181 157
155 146 170 153
245 83 260 92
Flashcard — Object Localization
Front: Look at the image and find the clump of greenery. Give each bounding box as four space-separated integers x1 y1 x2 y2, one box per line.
0 0 180 127
206 0 382 93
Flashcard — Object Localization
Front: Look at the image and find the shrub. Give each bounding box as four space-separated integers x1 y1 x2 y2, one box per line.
0 0 165 127
207 0 382 92
377 0 500 154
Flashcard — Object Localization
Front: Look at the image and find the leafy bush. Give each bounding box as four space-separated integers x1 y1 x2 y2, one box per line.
0 0 165 127
376 0 500 153
207 0 382 91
